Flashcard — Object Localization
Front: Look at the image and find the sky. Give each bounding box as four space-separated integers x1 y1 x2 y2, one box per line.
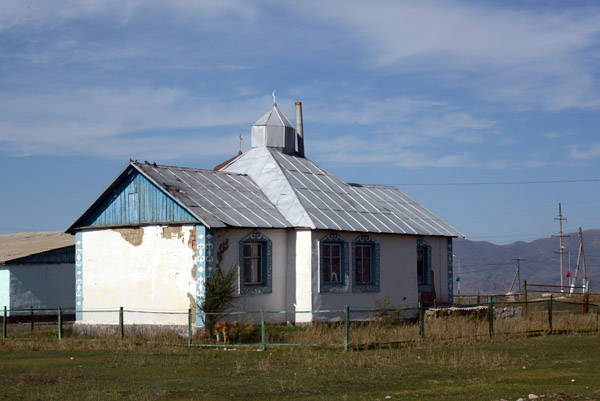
1 0 599 245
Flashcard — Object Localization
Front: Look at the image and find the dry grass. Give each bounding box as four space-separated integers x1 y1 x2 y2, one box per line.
2 300 597 352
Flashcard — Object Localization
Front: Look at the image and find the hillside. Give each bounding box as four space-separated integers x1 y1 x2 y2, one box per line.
453 229 600 294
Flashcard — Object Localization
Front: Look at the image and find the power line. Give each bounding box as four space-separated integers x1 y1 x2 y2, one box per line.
386 178 600 186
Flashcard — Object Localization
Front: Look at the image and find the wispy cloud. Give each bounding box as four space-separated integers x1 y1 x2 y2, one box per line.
0 87 274 159
296 0 600 110
569 144 600 160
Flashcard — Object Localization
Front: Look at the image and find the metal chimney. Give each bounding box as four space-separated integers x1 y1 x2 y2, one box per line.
295 102 305 157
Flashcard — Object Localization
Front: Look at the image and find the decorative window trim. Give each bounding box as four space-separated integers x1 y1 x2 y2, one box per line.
239 231 272 295
319 232 349 293
447 238 454 305
75 231 83 321
351 234 380 293
417 236 432 293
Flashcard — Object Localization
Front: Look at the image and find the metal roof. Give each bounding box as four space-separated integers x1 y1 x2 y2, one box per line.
224 148 463 237
253 104 294 128
136 163 291 229
0 231 74 264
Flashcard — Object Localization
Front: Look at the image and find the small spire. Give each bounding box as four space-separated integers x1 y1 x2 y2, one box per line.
239 134 243 153
272 90 276 106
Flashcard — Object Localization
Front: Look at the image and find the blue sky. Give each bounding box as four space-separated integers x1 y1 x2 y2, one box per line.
1 0 599 244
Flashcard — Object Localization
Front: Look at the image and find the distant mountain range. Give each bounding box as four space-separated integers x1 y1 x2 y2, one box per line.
452 229 600 294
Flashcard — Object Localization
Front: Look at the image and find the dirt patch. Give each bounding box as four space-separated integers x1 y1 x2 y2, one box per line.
115 228 144 246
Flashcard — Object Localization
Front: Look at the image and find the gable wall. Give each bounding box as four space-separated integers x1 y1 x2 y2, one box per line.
85 170 197 228
79 225 196 325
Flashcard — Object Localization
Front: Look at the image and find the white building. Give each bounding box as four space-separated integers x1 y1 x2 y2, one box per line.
67 102 462 327
0 231 75 316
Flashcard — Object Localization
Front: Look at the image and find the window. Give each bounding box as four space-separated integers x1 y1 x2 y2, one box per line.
351 234 380 292
417 248 425 284
319 233 349 292
323 243 342 283
239 232 272 294
417 237 432 293
355 244 372 284
243 242 263 285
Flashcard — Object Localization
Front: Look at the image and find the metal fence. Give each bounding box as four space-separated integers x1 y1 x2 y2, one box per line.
2 299 599 350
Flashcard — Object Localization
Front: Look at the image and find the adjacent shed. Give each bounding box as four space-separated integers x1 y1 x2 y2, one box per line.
0 231 75 315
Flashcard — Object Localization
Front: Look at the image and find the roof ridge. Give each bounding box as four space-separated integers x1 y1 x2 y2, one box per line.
135 161 249 177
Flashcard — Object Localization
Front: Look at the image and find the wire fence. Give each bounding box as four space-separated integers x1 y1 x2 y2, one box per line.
2 297 599 351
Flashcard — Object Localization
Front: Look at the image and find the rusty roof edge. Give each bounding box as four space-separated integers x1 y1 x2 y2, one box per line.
213 151 243 171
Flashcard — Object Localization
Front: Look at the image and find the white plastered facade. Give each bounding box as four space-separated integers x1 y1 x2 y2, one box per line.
79 225 196 325
76 226 451 326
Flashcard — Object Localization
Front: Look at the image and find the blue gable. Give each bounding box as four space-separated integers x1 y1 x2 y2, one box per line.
83 168 198 228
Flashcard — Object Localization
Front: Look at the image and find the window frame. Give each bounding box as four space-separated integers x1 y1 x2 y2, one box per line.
319 232 349 293
242 241 264 286
239 232 272 295
351 234 380 293
417 236 432 293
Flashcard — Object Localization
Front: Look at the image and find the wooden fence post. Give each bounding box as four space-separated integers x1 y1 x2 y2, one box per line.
548 295 553 334
261 308 266 352
524 280 528 314
419 302 425 340
344 305 350 351
488 296 494 338
2 306 6 340
58 306 63 341
119 307 124 340
188 308 192 348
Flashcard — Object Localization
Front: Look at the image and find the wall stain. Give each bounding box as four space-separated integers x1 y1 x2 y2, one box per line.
216 238 229 269
162 226 183 240
115 228 144 246
187 292 196 313
188 227 196 250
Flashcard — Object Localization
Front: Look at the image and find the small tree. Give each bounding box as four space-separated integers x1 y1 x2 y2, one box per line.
198 265 238 331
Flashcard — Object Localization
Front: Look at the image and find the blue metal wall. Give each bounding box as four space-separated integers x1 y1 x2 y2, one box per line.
84 170 197 227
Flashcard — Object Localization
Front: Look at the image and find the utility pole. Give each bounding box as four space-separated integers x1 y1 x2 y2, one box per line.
553 203 568 292
509 258 525 294
571 227 588 294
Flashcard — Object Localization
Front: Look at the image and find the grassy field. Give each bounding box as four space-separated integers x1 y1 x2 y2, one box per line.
1 332 600 400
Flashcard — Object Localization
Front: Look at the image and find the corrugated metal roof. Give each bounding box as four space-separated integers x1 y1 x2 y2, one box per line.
135 163 291 229
224 148 463 237
0 231 74 264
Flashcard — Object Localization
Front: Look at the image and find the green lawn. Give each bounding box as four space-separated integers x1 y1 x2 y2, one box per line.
1 334 600 400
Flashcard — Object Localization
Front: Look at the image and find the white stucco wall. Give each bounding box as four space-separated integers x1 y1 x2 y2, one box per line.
0 264 74 315
311 231 420 320
0 269 9 312
212 228 292 324
80 225 196 325
295 229 313 323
